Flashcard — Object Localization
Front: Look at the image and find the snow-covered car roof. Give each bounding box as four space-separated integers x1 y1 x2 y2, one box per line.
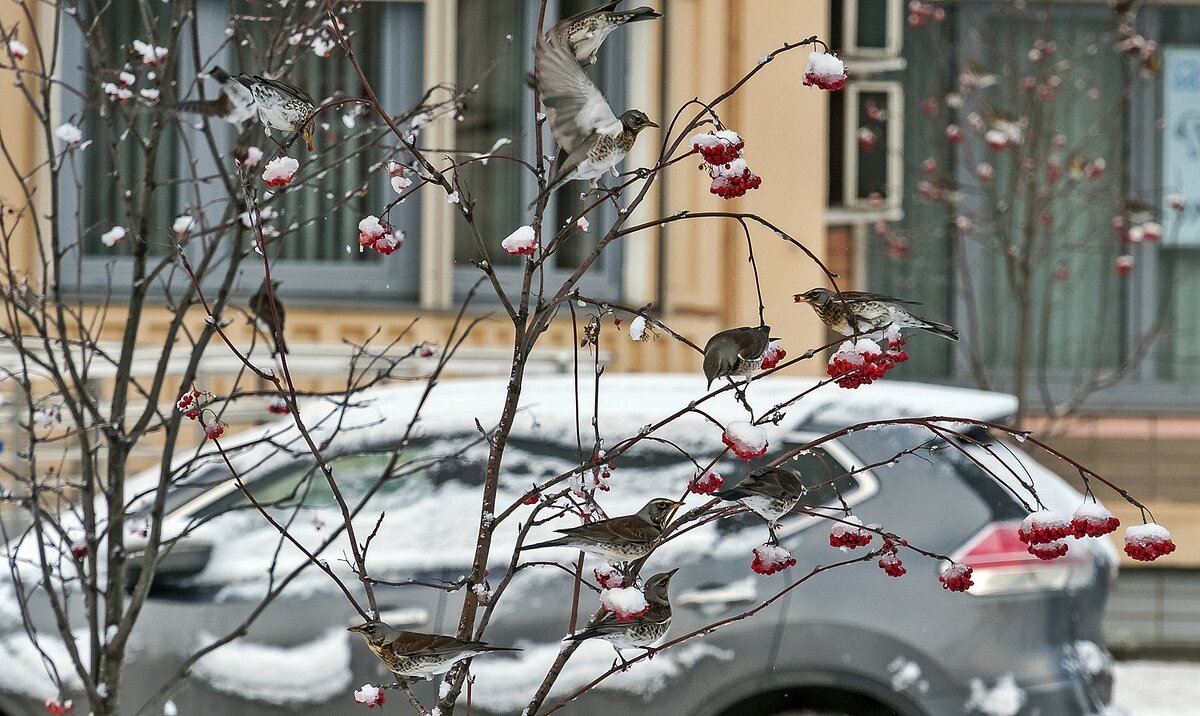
130 375 1016 501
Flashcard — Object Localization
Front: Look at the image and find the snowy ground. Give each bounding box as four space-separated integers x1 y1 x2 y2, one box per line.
1115 661 1200 715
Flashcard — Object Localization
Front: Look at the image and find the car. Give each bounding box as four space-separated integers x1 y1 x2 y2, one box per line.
0 375 1122 715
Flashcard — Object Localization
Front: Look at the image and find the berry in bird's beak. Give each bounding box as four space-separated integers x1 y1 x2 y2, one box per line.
793 293 809 303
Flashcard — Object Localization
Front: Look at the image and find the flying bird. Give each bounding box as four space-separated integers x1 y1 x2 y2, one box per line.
703 325 772 389
532 23 657 204
565 569 677 668
521 497 680 562
347 623 518 679
233 74 317 151
553 1 661 66
178 66 257 128
793 288 959 341
248 279 288 356
714 467 805 542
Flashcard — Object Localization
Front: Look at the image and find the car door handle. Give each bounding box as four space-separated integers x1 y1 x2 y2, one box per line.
678 581 757 608
357 606 430 629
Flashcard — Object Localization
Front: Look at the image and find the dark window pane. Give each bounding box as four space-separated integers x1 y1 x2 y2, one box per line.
855 0 891 50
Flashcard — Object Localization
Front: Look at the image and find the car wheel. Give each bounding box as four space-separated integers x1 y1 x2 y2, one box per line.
772 711 854 716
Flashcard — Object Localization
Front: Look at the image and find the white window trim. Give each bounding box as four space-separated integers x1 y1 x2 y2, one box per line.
841 0 903 60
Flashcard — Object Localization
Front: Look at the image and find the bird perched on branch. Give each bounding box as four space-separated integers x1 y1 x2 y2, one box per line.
521 497 680 562
347 623 518 679
714 467 805 542
232 73 316 151
792 288 959 341
532 18 658 205
178 66 257 128
248 279 288 356
554 1 661 66
565 569 677 668
703 325 772 389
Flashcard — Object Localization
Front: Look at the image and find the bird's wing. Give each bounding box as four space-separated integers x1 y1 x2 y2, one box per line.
739 328 771 360
558 515 658 544
390 631 472 656
838 290 922 306
534 29 621 151
253 75 316 105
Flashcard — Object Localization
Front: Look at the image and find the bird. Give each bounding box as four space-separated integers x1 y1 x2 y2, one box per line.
521 497 681 563
793 288 960 341
553 1 661 66
714 467 805 542
248 279 288 356
532 22 658 204
565 569 677 668
177 66 257 128
232 73 316 151
347 622 518 680
703 325 772 389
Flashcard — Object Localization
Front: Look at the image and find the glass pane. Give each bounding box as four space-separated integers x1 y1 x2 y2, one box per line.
1156 248 1200 381
81 3 177 258
855 0 890 50
856 90 891 201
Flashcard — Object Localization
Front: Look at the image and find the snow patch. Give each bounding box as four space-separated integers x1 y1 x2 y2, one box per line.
193 629 351 705
965 673 1026 716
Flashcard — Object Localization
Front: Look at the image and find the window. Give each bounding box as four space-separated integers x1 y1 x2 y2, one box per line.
863 2 1200 406
57 1 425 303
453 0 627 300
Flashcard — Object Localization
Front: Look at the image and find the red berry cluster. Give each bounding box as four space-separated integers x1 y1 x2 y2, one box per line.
826 335 908 390
203 419 225 441
709 168 763 199
688 469 724 495
1028 541 1070 560
693 138 744 166
829 519 873 549
176 387 209 421
1017 511 1074 559
751 545 797 576
722 427 768 460
69 541 88 559
522 485 540 505
1070 504 1120 539
44 700 72 716
759 341 786 371
1124 524 1176 562
594 565 625 590
590 453 613 491
938 563 974 592
267 396 291 415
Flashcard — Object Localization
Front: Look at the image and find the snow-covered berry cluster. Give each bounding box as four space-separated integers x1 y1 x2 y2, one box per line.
131 39 168 67
32 405 62 428
601 586 649 622
759 340 786 371
878 540 906 577
691 130 761 200
688 469 724 495
708 159 763 199
238 146 264 168
100 226 126 248
722 421 768 460
69 541 88 559
43 699 72 715
1123 523 1176 562
56 123 84 149
176 387 210 421
502 225 537 256
751 544 797 576
203 419 225 441
1123 221 1162 244
589 454 614 492
691 130 744 166
826 330 908 389
1114 255 1135 277
594 564 625 590
357 216 403 256
1017 510 1073 559
262 157 299 188
522 486 540 505
829 516 873 550
802 51 847 91
267 396 291 415
352 684 386 709
938 562 973 592
1070 502 1120 539
173 215 194 240
6 39 28 61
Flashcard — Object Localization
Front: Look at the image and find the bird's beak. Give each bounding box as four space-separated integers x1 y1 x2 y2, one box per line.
792 293 809 303
645 120 660 128
347 624 365 634
670 500 684 508
666 567 680 577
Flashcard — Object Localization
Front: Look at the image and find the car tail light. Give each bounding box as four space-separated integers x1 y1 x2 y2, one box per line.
948 520 1096 596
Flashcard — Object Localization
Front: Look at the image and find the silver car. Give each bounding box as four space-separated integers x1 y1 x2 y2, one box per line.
0 376 1121 715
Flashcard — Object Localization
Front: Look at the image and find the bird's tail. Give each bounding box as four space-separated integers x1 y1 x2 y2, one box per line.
520 536 570 551
563 628 600 642
209 65 232 83
917 318 960 342
476 644 522 653
177 99 225 117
